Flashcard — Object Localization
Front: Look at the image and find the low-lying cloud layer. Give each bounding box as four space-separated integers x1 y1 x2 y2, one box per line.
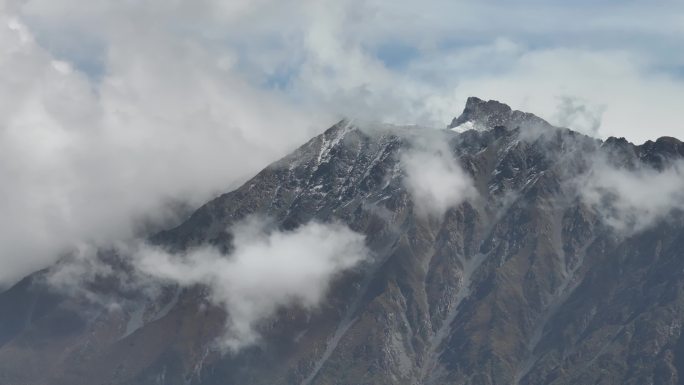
134 218 369 350
44 216 370 350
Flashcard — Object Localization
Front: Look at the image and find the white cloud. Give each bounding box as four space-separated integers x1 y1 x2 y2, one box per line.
401 138 477 218
133 217 369 351
578 158 684 235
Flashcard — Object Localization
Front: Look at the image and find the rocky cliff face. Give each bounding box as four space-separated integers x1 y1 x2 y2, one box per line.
2 97 684 385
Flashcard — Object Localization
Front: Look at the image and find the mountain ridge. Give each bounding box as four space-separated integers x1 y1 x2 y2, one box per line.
2 98 684 385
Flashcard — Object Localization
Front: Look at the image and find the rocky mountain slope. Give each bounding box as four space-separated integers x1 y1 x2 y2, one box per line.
2 97 684 385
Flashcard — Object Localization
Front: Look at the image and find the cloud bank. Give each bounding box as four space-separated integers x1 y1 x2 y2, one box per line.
11 0 684 141
0 8 326 287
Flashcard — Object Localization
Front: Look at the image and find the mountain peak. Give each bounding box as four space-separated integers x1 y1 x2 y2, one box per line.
449 97 512 129
449 96 554 133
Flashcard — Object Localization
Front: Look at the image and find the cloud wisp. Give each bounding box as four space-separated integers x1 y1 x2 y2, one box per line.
577 158 684 235
400 135 477 218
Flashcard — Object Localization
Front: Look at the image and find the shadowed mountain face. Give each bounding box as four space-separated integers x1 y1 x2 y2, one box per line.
2 97 684 385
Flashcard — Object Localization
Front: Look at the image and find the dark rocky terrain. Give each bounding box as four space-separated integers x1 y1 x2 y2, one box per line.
2 97 684 385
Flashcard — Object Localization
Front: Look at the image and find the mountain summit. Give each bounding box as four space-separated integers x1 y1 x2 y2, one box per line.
2 99 684 385
448 97 553 133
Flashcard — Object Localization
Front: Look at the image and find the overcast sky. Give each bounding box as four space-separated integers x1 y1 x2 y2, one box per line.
1 0 683 287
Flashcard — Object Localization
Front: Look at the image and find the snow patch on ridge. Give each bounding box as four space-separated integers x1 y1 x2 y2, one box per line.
450 120 488 133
